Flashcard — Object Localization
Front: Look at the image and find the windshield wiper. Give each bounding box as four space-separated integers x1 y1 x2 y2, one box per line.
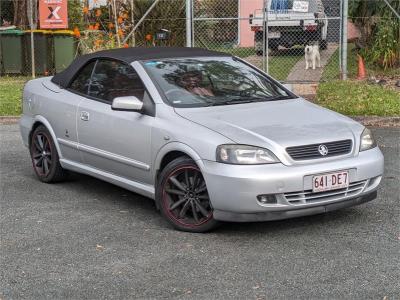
208 95 293 106
264 95 294 101
209 99 258 106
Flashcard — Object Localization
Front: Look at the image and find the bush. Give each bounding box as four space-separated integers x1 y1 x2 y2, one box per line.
363 17 400 69
350 0 400 69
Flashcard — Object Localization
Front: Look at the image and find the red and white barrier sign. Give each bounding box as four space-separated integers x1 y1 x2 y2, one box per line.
39 0 68 29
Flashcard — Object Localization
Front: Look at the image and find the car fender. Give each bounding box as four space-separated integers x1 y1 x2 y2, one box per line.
31 115 63 159
154 142 206 178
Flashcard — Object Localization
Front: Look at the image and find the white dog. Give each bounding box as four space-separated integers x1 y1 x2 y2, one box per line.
305 44 321 70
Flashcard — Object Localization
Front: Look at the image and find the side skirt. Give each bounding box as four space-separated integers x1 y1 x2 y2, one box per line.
60 158 155 200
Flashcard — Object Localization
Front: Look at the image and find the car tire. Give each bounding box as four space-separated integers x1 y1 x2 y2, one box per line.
156 157 219 232
30 125 68 183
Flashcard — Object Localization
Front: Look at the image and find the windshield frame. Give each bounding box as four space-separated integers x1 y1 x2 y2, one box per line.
140 55 297 108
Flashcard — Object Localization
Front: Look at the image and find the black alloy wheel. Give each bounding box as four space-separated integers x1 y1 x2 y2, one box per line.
157 157 219 232
30 125 68 183
31 132 52 177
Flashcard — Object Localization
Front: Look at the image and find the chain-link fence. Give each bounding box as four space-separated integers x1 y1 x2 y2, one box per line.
1 0 398 83
192 0 343 83
0 0 188 76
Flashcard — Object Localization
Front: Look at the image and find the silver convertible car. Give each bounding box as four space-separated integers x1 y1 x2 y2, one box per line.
20 47 384 232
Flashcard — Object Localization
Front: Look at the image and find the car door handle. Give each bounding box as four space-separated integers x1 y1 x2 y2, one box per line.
80 111 90 121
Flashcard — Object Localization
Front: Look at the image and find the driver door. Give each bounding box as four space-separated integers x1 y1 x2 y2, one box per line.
76 59 154 185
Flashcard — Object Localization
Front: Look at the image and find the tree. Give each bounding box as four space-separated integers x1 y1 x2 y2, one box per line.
129 0 186 46
12 0 29 28
349 0 399 68
193 0 238 47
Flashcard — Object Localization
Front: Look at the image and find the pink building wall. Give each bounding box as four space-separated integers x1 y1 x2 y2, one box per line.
239 0 263 47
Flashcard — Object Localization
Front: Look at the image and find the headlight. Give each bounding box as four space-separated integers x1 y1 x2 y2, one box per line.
360 128 377 151
216 144 279 165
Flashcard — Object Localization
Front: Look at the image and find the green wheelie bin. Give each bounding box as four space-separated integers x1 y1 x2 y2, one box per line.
24 30 53 75
25 30 54 75
0 29 25 75
53 30 76 73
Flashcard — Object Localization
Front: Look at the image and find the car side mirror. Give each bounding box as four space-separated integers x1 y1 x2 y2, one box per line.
111 96 143 112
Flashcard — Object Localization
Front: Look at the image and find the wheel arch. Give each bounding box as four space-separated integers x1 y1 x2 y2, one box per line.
154 142 206 183
153 142 208 212
29 116 63 159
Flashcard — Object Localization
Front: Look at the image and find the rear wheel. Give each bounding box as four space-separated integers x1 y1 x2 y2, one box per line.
30 125 68 183
156 157 219 232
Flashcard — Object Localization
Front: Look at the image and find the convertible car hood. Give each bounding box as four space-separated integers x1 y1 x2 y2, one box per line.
174 98 362 148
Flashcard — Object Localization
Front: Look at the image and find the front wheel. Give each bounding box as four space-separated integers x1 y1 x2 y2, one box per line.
156 157 219 232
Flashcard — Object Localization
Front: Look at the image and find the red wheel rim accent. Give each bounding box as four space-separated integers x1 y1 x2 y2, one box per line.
31 132 53 177
162 165 213 228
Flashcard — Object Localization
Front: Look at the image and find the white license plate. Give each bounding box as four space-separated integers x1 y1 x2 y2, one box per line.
312 171 349 192
268 31 281 39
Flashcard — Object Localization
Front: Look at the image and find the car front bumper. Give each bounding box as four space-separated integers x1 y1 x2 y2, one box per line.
201 147 384 222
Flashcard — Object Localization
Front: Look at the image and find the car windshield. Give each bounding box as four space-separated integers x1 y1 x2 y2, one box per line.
142 56 293 108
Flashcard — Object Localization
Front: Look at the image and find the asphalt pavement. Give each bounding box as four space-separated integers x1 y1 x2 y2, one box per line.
1 124 399 299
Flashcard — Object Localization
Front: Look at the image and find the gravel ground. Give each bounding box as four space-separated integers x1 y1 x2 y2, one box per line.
1 124 399 299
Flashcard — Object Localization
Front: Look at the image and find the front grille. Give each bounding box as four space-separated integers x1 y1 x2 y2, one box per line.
284 180 367 205
286 139 352 160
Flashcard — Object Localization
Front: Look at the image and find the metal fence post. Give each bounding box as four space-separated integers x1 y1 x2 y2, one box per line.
262 0 267 73
130 0 136 46
186 0 193 47
112 0 121 47
265 1 269 75
28 0 35 78
122 0 162 45
339 0 343 77
191 1 195 47
341 0 348 80
383 0 400 19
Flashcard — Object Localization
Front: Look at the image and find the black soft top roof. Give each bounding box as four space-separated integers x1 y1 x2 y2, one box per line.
51 47 229 88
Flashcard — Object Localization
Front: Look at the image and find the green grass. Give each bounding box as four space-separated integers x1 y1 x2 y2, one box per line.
215 47 257 58
241 54 302 81
0 76 29 116
322 43 400 81
316 80 400 116
268 55 301 81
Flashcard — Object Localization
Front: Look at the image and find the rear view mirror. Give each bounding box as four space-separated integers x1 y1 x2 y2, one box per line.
111 96 143 112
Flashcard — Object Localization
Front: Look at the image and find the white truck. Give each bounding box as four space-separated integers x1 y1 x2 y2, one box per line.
249 0 329 55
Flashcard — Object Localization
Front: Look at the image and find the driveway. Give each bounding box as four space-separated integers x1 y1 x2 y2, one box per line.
1 124 399 299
